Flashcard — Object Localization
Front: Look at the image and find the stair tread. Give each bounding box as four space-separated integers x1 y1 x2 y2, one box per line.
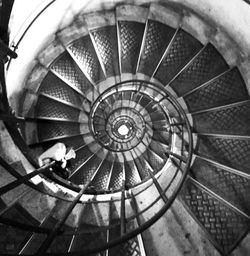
124 160 142 188
70 154 103 185
137 19 176 76
154 28 203 84
180 177 250 255
37 121 80 142
35 95 81 121
195 134 250 175
118 21 145 74
39 92 86 112
70 145 98 175
39 71 84 107
184 67 249 113
68 34 105 83
192 100 250 136
90 157 113 191
108 161 124 191
51 52 93 96
170 43 229 96
190 157 250 216
90 26 120 77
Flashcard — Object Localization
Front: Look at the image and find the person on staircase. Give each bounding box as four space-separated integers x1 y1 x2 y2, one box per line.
38 142 76 179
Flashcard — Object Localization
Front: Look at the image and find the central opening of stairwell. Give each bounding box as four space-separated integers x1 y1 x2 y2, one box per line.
117 124 130 136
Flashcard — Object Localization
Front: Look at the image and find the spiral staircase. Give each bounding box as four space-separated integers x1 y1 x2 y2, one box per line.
0 0 250 255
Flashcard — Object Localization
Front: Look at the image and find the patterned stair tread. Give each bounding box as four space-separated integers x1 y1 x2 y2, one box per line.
50 51 93 94
180 178 250 255
195 134 250 175
192 101 250 136
35 95 80 121
137 19 176 76
70 145 97 171
90 25 120 77
108 161 124 191
154 28 203 85
39 72 84 107
37 122 80 141
184 67 249 113
124 160 142 188
90 158 113 191
170 43 229 96
118 21 145 74
69 154 103 185
68 35 106 83
190 157 250 216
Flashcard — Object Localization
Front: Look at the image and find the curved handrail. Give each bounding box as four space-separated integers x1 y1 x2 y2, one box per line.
7 0 57 69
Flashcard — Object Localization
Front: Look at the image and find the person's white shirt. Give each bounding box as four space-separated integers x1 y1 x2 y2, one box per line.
38 143 76 168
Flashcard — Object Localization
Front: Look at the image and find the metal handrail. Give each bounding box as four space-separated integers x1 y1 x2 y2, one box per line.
7 0 57 69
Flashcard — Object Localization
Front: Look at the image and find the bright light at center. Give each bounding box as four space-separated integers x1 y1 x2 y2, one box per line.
118 124 129 136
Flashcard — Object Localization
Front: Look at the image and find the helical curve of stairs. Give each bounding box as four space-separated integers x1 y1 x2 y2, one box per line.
0 0 250 255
